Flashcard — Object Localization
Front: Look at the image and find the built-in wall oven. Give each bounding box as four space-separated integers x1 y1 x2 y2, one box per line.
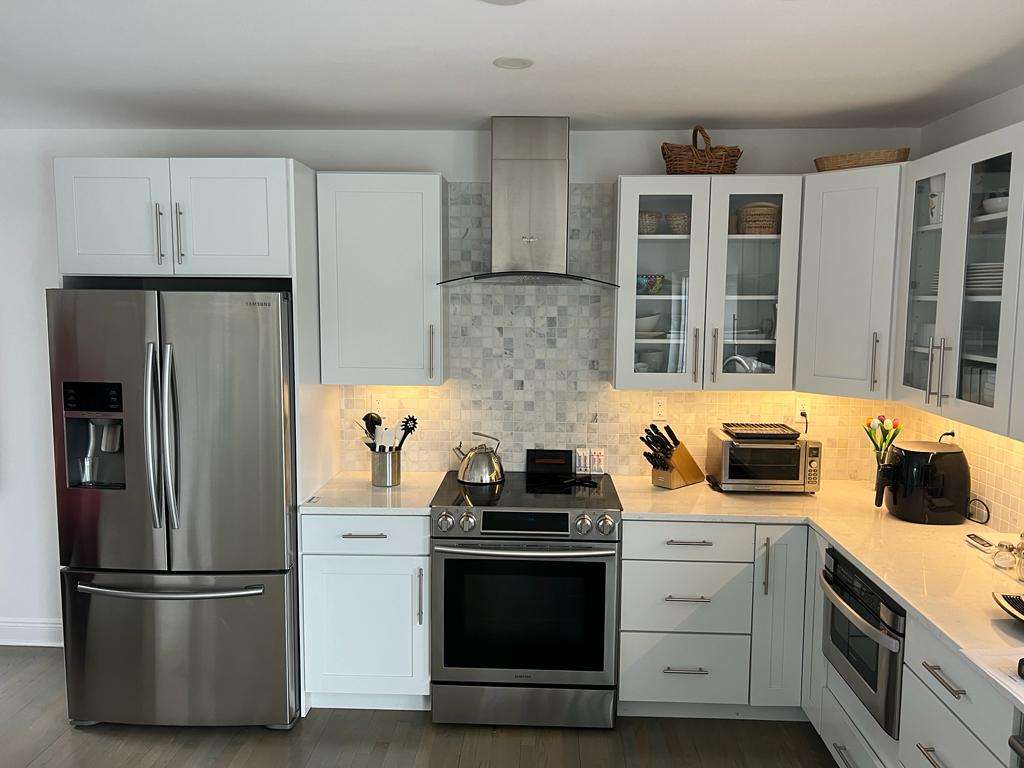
822 547 906 739
429 469 622 729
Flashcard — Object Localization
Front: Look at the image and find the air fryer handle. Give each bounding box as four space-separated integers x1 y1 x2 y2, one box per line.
875 464 894 508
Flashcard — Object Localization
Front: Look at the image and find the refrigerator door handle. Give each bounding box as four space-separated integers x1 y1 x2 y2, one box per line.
143 342 162 529
76 583 264 601
160 343 181 529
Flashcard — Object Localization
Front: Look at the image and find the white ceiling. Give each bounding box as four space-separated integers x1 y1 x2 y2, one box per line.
3 0 1024 130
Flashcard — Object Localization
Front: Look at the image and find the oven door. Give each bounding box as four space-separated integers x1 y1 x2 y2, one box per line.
722 441 805 488
820 570 904 739
431 539 619 687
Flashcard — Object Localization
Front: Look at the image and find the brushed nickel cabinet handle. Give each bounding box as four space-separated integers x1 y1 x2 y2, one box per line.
711 327 719 383
665 595 711 603
921 662 966 699
763 536 771 595
154 203 165 265
692 326 700 383
666 539 713 547
174 202 185 264
663 666 709 675
416 567 424 626
870 331 879 391
925 335 935 404
915 744 944 768
428 323 435 380
936 336 948 403
339 532 388 539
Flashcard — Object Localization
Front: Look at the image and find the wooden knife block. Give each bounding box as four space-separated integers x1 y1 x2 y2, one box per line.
652 443 705 490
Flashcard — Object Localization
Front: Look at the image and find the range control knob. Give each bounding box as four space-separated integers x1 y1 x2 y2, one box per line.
596 515 616 536
436 512 454 532
459 513 477 532
575 514 593 535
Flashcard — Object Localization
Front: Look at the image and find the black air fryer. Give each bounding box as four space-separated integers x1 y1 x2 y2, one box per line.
874 441 970 524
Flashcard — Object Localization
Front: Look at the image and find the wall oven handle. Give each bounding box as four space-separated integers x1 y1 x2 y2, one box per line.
666 539 713 547
77 583 264 600
665 595 711 603
915 744 944 768
143 342 162 529
432 546 616 559
832 743 858 768
663 666 709 675
921 662 966 700
819 572 900 653
160 343 181 530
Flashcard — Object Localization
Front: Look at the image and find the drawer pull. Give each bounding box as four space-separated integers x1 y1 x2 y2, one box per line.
666 539 714 547
915 744 944 768
665 595 711 603
921 662 966 700
832 743 858 768
339 532 389 539
663 666 709 675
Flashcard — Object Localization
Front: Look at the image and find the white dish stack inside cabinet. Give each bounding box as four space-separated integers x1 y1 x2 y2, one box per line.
316 173 446 386
796 165 901 399
892 122 1024 435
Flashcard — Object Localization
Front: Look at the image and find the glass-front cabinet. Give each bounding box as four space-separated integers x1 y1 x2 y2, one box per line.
614 176 711 389
893 123 1024 434
703 176 803 390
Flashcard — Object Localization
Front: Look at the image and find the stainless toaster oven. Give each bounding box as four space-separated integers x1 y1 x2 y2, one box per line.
705 428 821 493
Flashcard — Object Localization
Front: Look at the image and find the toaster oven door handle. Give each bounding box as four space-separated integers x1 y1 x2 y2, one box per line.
433 546 616 559
819 572 901 654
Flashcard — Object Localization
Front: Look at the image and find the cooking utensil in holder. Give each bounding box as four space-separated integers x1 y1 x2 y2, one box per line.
652 444 704 490
371 450 401 488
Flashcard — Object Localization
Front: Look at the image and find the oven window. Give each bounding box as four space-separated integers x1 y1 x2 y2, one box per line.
443 559 606 671
727 446 801 481
829 600 880 690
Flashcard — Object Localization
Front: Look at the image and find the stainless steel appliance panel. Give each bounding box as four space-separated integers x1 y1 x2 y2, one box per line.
431 684 614 729
61 569 297 727
160 292 292 571
47 289 167 570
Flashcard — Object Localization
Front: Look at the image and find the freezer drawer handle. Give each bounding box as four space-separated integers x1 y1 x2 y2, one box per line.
161 343 181 529
77 583 265 601
143 341 162 529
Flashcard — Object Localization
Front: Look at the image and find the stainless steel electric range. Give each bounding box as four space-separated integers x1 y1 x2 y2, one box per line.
428 465 622 729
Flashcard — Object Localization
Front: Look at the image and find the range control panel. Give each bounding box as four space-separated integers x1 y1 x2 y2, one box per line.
431 507 621 541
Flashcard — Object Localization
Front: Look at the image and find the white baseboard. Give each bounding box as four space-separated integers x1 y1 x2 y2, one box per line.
306 692 430 711
618 701 808 722
0 618 63 647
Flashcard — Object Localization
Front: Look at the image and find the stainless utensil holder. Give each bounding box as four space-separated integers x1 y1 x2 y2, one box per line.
371 450 401 487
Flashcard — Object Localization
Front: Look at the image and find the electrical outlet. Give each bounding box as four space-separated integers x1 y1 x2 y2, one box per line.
653 396 667 421
795 405 808 429
589 448 606 475
575 448 590 474
370 394 385 419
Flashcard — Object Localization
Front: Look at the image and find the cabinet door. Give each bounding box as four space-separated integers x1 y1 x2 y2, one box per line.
302 555 428 696
613 175 711 389
54 158 173 276
796 166 900 399
801 530 828 730
750 524 807 706
317 173 444 386
704 176 802 390
169 158 291 276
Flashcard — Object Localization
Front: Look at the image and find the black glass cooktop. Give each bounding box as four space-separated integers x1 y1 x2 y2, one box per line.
429 471 622 512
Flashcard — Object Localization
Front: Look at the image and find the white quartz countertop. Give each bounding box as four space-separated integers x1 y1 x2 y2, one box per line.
300 469 1024 709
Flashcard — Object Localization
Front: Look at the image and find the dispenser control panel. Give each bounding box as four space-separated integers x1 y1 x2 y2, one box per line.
63 382 122 413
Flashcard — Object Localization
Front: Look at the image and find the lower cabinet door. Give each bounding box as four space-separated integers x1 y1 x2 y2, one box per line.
303 555 429 696
619 631 750 704
820 688 884 768
898 667 1003 768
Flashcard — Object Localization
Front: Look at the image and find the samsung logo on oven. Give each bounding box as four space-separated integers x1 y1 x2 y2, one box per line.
245 301 272 308
513 674 532 679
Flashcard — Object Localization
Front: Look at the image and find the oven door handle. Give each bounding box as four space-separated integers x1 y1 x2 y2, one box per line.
432 546 617 559
819 571 901 654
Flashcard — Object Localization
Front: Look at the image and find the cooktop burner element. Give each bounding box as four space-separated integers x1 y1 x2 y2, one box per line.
721 422 800 441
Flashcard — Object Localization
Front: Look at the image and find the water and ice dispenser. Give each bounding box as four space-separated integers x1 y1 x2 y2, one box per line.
62 382 125 489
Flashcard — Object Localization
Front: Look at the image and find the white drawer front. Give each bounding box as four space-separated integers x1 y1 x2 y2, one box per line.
619 631 750 704
621 560 754 634
905 616 1013 761
821 688 884 768
301 514 429 555
623 521 755 562
899 668 1003 768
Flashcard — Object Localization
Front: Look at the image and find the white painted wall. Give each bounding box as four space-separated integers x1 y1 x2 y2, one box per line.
921 83 1024 154
0 124 920 644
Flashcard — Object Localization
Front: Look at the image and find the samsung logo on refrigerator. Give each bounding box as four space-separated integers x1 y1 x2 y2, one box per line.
245 301 272 307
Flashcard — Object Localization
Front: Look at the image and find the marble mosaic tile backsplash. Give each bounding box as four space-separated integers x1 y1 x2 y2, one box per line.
339 182 1024 534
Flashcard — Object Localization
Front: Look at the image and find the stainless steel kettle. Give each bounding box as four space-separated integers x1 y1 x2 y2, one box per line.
452 432 504 485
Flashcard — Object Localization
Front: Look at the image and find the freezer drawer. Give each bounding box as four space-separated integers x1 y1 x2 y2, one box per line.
61 569 297 727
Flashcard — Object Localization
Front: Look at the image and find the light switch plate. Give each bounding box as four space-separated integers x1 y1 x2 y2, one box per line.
589 448 606 475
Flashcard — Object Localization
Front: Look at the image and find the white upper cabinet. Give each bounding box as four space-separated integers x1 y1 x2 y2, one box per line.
317 172 445 386
796 165 901 399
704 176 803 391
892 123 1024 434
614 176 711 389
169 158 291 276
55 158 174 276
54 157 298 277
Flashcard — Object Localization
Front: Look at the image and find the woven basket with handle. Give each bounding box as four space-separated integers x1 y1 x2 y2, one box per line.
662 126 743 175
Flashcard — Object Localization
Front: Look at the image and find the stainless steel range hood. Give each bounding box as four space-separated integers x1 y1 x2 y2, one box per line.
440 117 617 288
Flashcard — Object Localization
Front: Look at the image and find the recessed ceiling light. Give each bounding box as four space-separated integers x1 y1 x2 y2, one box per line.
492 57 533 70
479 0 527 5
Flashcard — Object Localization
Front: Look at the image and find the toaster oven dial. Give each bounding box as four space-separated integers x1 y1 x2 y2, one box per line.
809 460 819 470
596 515 616 536
574 514 593 535
458 512 477 533
436 512 454 532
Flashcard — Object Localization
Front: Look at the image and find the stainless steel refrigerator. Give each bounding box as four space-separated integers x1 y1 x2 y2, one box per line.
46 289 298 728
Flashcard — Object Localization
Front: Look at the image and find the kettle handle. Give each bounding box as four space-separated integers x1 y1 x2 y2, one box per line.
471 432 501 452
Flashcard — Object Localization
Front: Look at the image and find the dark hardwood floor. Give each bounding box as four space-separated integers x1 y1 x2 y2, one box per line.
1 646 836 767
